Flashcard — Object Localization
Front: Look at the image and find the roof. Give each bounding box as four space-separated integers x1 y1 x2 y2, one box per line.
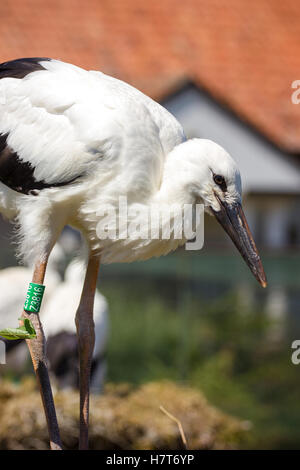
0 1 299 153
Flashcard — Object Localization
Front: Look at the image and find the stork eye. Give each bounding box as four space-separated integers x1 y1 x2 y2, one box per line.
213 174 225 186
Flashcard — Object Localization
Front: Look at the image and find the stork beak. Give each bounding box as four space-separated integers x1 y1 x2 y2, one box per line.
211 198 267 288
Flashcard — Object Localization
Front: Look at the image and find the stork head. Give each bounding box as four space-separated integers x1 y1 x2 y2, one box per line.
173 138 267 287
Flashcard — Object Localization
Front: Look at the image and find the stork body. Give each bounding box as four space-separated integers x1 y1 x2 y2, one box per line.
0 255 109 393
0 58 266 450
0 58 186 264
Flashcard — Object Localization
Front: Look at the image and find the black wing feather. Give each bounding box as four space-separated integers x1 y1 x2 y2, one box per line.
0 133 79 195
0 57 51 79
0 58 80 195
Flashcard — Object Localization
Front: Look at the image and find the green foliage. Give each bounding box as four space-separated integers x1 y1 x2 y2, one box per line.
101 278 300 449
0 318 36 340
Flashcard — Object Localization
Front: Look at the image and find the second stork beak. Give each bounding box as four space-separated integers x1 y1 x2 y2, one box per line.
211 197 267 288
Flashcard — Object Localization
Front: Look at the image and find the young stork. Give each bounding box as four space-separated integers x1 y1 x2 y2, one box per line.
0 248 109 394
0 57 267 450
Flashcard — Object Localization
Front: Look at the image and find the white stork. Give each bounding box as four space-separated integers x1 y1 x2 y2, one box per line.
0 57 266 450
0 246 109 393
0 245 62 330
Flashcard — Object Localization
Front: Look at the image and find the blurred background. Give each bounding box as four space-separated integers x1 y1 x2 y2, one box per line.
0 0 300 450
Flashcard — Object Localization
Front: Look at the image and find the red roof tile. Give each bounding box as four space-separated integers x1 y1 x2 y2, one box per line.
0 0 299 152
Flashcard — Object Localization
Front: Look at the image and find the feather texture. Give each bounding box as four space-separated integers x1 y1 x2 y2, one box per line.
0 58 241 265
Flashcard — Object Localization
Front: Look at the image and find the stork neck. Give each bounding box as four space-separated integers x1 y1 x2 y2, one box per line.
154 145 195 207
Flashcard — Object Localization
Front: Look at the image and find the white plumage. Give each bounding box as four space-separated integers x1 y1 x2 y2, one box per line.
0 58 242 265
0 59 187 264
0 246 109 392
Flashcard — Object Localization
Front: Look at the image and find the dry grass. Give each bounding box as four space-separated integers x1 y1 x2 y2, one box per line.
0 378 250 450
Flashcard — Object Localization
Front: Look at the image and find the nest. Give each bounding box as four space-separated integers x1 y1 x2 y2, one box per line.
0 378 250 450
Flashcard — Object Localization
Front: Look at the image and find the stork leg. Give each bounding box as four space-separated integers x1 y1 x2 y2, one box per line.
20 257 62 450
76 254 100 450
